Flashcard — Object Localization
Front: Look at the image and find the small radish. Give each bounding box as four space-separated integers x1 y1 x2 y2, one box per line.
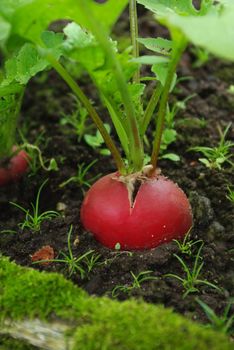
0 146 29 186
9 146 30 181
81 167 192 250
0 168 11 186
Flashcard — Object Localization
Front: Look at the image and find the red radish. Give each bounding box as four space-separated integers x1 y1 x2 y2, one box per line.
0 146 29 186
0 168 11 186
81 168 192 250
9 147 30 181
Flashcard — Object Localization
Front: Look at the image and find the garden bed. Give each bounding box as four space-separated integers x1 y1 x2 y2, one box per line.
0 3 234 349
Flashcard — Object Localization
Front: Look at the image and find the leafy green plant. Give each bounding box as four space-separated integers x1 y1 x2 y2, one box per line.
190 46 210 68
1 0 232 175
33 225 98 278
112 270 158 297
189 123 234 170
83 251 102 275
196 298 234 335
60 94 93 142
1 0 234 248
165 94 196 130
0 0 128 165
10 179 60 231
19 131 58 175
84 124 111 156
59 160 100 190
165 243 221 298
173 228 203 257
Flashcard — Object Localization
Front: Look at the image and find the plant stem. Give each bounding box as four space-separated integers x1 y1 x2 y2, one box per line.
80 0 144 172
141 82 162 137
129 0 140 84
0 87 24 158
47 56 125 173
151 38 187 170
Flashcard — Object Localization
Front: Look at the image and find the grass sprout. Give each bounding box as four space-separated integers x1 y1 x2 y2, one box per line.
112 270 158 297
189 123 234 170
226 186 234 203
59 160 100 189
196 298 234 335
10 179 59 231
165 243 221 298
33 225 99 279
173 228 203 256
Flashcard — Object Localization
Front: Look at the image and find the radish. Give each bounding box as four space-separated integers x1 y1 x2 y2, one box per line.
49 2 194 250
0 146 29 186
9 146 30 181
81 167 192 250
0 168 11 186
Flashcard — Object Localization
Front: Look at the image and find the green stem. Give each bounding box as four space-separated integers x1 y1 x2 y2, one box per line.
80 0 144 171
141 82 162 137
0 87 24 158
151 39 187 170
47 56 125 173
129 0 140 84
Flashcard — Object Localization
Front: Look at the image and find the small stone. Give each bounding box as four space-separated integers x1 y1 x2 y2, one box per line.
56 202 67 212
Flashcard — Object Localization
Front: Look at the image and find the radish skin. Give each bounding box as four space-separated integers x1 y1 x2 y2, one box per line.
81 172 193 250
9 148 29 181
0 146 29 186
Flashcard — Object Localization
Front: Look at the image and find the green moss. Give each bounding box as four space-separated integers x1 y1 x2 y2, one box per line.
0 255 88 321
0 336 38 350
0 256 232 350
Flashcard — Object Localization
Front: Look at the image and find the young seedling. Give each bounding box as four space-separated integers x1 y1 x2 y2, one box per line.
10 179 59 232
165 243 221 298
173 228 203 257
112 270 158 297
59 160 100 190
19 131 58 175
83 251 102 275
196 298 234 335
84 123 111 156
226 186 234 204
33 225 98 278
60 94 94 142
190 46 210 68
190 123 234 170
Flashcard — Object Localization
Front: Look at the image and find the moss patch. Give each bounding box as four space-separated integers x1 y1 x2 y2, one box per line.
0 256 232 350
0 336 38 350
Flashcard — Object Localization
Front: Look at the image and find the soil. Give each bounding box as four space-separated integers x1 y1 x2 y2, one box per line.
0 7 234 332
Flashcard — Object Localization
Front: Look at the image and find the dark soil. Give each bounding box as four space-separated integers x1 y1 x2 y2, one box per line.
0 8 234 332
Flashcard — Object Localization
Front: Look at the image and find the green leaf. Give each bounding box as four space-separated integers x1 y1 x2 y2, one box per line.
152 63 177 89
48 158 59 171
63 22 93 50
163 3 234 61
132 56 169 65
136 0 198 16
199 158 211 167
138 37 172 55
41 31 64 49
7 0 128 45
62 22 105 72
0 0 32 19
103 96 130 158
0 15 11 44
161 153 180 161
3 43 48 85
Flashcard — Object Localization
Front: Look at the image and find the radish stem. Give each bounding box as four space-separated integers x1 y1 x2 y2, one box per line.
47 56 125 173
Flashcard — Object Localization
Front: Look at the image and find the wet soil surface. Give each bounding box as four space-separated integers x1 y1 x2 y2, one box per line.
0 9 234 331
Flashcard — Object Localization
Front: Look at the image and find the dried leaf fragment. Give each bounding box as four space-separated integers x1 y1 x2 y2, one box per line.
31 245 55 265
